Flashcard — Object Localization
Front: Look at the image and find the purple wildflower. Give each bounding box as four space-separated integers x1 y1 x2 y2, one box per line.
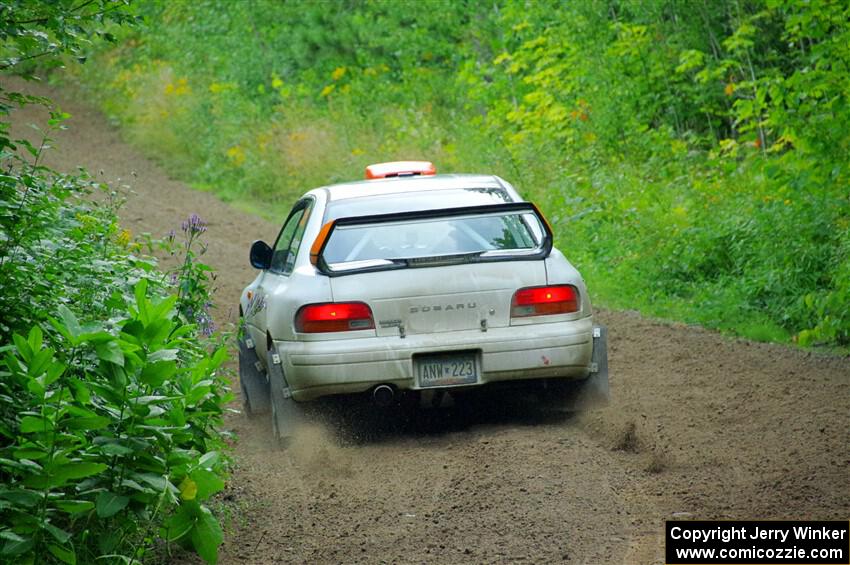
197 307 216 337
201 319 216 337
181 213 207 235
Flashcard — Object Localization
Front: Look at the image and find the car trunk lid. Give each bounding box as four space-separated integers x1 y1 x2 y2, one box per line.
329 261 547 336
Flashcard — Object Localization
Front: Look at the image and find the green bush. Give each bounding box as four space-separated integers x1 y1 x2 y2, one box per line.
0 93 231 563
1 3 231 561
0 111 229 563
1 289 228 563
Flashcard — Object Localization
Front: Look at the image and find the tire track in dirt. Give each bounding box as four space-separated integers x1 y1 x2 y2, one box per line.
7 76 849 564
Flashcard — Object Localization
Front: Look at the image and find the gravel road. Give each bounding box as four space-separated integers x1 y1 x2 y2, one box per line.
7 77 848 565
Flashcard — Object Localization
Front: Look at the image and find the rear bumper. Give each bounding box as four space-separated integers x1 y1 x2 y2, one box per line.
276 317 594 401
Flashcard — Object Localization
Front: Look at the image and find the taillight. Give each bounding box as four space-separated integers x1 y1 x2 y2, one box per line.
294 302 375 333
511 285 579 318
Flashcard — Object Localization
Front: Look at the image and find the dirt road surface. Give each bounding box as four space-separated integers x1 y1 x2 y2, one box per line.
7 77 849 564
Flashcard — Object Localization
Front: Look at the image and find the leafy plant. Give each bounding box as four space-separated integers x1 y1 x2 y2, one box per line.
1 2 231 562
0 0 136 74
1 282 229 563
0 107 231 562
168 214 217 338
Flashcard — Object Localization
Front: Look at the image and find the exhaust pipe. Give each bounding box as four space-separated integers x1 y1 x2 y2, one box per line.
372 384 395 406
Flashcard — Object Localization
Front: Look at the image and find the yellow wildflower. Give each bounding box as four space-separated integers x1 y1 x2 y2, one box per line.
331 66 347 81
320 84 336 97
226 145 246 167
116 229 132 248
171 77 191 96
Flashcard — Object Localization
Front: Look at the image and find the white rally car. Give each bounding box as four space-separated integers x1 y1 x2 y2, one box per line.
239 161 608 441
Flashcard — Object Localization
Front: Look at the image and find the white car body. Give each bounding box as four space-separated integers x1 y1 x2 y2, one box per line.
239 168 607 433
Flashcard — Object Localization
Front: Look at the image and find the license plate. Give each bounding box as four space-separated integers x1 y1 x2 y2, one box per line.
415 352 479 388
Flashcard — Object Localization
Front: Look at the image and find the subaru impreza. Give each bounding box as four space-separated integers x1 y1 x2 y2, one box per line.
238 161 608 441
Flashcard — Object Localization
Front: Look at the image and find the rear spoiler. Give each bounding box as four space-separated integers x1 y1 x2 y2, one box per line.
310 202 554 277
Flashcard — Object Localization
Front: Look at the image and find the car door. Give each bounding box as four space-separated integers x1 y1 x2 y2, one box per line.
246 198 314 357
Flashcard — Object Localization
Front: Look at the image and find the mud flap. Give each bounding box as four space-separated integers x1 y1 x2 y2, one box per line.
541 325 610 411
238 336 270 416
267 346 308 445
576 325 610 408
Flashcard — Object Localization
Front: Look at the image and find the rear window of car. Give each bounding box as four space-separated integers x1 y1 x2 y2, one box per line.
324 187 511 221
321 208 545 269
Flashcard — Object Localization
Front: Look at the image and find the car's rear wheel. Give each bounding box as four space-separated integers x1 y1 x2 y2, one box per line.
238 335 270 417
267 347 308 446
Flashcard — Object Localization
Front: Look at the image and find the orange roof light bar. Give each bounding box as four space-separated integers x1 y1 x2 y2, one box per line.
365 161 436 180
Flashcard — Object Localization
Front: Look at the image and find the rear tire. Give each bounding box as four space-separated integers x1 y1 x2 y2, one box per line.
238 336 270 417
267 348 308 446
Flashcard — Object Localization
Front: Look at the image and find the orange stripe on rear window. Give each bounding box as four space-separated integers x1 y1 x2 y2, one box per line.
533 202 554 236
310 221 335 266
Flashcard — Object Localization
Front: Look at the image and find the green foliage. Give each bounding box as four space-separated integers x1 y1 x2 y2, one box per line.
75 0 850 347
0 115 152 340
1 287 229 563
0 100 231 561
1 1 230 562
0 0 136 74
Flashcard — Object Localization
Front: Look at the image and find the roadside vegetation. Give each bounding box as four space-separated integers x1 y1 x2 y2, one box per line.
73 0 850 348
1 1 229 562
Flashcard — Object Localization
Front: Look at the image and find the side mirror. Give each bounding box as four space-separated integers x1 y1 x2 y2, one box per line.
250 240 272 270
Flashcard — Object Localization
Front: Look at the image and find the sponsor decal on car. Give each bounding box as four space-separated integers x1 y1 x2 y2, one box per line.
246 291 267 316
410 302 477 313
